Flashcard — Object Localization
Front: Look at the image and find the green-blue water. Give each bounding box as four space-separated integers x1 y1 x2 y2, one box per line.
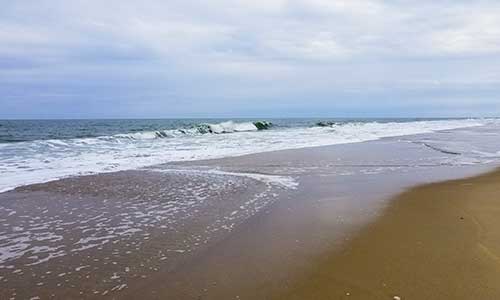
0 118 459 143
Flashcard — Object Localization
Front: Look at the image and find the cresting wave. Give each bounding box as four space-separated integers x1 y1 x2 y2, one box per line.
0 119 498 192
114 121 273 140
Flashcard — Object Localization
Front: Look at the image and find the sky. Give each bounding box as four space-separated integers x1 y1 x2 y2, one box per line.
1 0 500 118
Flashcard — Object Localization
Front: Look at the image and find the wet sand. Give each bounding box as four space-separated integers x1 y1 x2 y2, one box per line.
0 170 287 299
274 168 500 300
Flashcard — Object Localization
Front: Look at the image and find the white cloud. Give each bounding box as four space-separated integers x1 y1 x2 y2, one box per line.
2 1 499 62
425 10 500 55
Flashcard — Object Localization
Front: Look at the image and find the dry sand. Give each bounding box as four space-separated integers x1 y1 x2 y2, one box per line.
274 168 500 299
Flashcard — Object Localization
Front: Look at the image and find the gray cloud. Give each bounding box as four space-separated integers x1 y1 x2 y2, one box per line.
1 0 499 118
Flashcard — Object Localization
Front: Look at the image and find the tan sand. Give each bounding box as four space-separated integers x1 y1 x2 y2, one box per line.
274 168 500 300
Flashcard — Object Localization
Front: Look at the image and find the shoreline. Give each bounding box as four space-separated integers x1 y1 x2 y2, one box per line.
273 168 500 299
1 119 492 194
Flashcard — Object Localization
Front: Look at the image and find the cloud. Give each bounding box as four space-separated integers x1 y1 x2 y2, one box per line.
0 0 499 118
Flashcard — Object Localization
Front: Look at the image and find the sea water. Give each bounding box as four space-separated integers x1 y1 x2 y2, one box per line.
1 118 499 192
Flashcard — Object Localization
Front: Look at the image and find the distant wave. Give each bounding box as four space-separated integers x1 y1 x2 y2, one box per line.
315 121 342 127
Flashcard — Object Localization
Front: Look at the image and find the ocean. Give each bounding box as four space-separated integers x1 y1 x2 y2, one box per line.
0 118 498 192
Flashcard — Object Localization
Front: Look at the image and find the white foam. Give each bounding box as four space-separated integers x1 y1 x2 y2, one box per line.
149 168 299 190
208 121 259 133
0 119 497 192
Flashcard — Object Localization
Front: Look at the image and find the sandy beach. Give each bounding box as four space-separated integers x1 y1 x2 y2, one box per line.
1 125 500 299
274 168 500 300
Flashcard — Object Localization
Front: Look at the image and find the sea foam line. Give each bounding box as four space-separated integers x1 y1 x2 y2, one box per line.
146 168 299 190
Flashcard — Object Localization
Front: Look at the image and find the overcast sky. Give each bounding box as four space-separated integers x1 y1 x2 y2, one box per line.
1 0 499 118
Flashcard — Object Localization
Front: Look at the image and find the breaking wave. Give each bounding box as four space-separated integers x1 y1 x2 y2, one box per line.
113 121 273 140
